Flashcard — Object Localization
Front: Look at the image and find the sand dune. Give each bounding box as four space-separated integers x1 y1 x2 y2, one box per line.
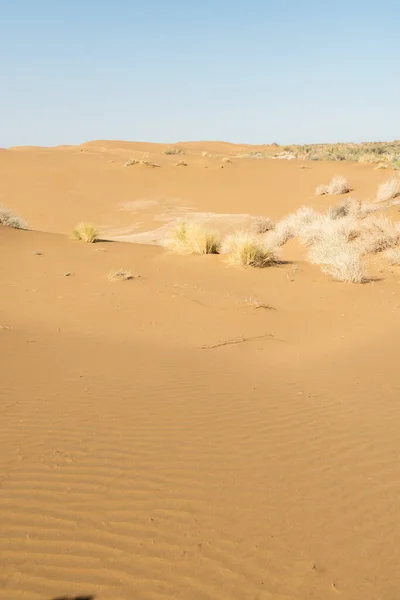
1 142 400 600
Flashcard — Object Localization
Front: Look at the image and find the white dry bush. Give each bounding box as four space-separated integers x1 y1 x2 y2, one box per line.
376 178 400 203
0 205 27 229
251 216 275 235
163 222 221 255
316 184 330 196
308 241 366 283
385 248 400 266
356 215 400 254
299 215 359 248
222 231 278 267
326 198 377 220
316 175 350 196
266 206 319 248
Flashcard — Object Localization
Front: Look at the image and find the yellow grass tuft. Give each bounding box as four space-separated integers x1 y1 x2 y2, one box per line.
222 231 278 267
71 222 98 243
163 222 221 255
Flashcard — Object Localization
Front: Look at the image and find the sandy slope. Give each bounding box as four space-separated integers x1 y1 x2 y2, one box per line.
1 142 400 600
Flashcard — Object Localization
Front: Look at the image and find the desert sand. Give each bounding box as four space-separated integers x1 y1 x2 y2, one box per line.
1 141 400 600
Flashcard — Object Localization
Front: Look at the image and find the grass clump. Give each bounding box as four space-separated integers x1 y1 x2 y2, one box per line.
356 215 400 254
316 176 350 196
163 147 184 155
266 206 318 247
385 248 400 266
0 205 27 229
376 178 400 203
222 231 277 267
308 241 366 283
299 215 358 248
108 269 133 281
71 222 98 243
251 216 275 235
163 222 221 255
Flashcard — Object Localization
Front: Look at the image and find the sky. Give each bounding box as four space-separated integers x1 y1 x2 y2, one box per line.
1 0 399 147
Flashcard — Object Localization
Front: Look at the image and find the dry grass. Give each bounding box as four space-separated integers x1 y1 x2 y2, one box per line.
0 205 27 229
222 232 277 267
299 215 358 248
163 222 221 255
308 241 366 283
163 147 185 155
385 248 400 266
125 158 160 168
251 216 275 235
71 222 98 243
356 215 400 254
266 206 318 247
376 178 400 203
108 269 133 281
327 198 380 220
316 176 350 196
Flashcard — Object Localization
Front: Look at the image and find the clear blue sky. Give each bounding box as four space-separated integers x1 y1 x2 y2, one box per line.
1 0 399 147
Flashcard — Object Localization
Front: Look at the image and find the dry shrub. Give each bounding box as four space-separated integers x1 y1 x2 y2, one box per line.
222 157 232 164
266 206 319 247
71 223 98 243
176 160 188 167
356 215 400 254
164 147 184 155
299 215 359 248
316 176 350 196
108 269 133 281
0 205 27 229
308 242 366 283
376 178 400 203
326 198 379 221
385 248 400 266
125 158 160 168
163 222 220 255
251 216 275 235
222 231 278 267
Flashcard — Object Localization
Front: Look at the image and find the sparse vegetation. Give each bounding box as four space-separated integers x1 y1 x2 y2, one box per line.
176 160 188 167
108 269 133 281
316 176 350 196
163 222 221 255
266 206 318 247
71 222 98 243
385 248 400 266
299 215 358 248
222 157 232 164
356 215 400 254
0 205 27 229
308 241 366 283
125 158 160 168
376 178 400 203
222 232 278 267
251 216 275 235
326 198 378 220
163 147 185 155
